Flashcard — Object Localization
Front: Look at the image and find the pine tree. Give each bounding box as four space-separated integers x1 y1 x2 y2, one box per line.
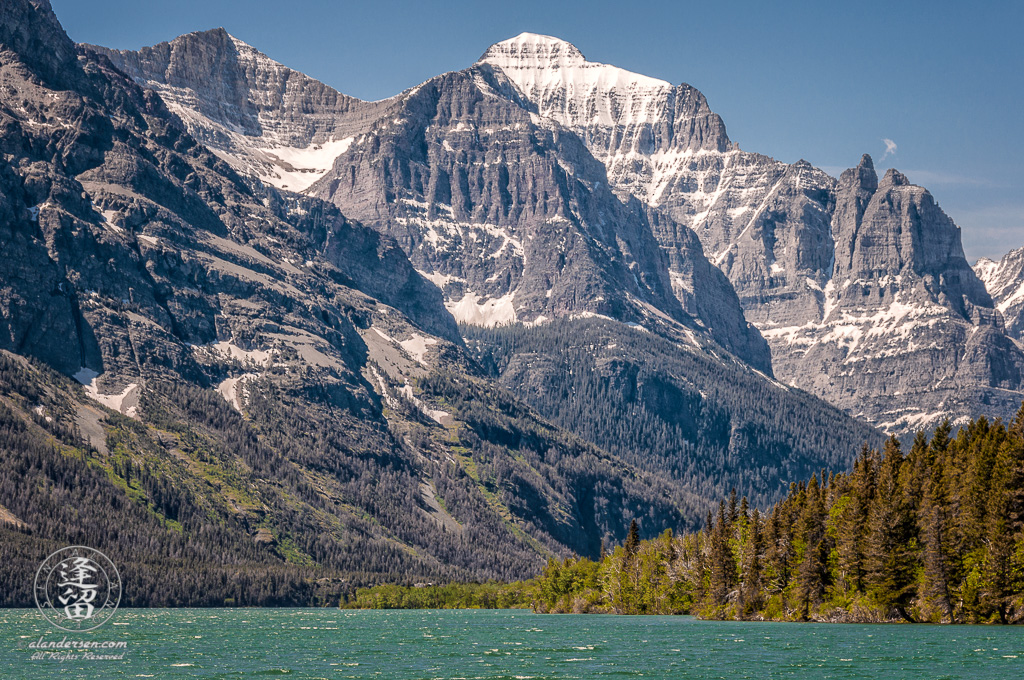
624 519 641 558
739 508 764 617
794 475 827 619
706 501 734 615
919 451 954 621
728 488 739 526
865 437 916 620
834 445 876 594
980 439 1019 623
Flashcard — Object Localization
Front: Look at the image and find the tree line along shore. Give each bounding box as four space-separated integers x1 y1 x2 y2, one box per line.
346 409 1024 624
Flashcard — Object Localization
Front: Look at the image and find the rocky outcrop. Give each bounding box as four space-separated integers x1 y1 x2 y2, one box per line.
90 30 394 191
480 36 1024 433
760 156 1024 431
975 246 1024 342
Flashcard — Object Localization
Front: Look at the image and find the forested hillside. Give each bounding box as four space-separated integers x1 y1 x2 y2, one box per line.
0 0 704 605
0 347 691 606
464 318 883 516
532 410 1024 624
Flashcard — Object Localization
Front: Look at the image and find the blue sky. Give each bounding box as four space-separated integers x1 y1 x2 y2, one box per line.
52 0 1023 262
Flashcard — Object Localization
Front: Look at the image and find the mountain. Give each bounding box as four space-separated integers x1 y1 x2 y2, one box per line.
976 246 1024 342
477 34 836 330
115 28 1023 435
0 0 709 604
92 27 884 517
768 157 1024 432
95 31 771 371
477 34 1024 433
89 28 392 193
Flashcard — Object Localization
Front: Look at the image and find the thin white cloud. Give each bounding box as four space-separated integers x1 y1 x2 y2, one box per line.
881 138 898 160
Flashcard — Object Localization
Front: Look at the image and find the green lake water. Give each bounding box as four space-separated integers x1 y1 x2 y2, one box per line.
2 608 1022 679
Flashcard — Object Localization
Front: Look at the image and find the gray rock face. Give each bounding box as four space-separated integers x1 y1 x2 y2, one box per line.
480 36 1024 433
309 64 771 370
761 156 1024 431
479 35 837 332
975 247 1024 342
90 30 394 192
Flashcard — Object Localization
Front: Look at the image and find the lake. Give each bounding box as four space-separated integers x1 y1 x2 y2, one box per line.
2 608 1021 678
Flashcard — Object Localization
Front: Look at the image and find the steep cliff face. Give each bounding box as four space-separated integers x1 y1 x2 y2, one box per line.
976 246 1024 342
760 157 1024 431
479 35 1024 432
306 64 771 370
2 0 710 587
91 30 394 191
480 34 838 331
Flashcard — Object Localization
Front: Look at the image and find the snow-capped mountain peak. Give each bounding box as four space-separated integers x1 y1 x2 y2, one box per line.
89 29 382 192
479 32 672 95
480 32 729 208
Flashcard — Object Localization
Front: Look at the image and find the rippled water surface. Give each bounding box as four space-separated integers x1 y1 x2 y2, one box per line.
2 608 1022 679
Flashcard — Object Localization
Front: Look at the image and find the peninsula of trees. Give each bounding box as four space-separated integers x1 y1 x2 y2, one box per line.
530 411 1024 623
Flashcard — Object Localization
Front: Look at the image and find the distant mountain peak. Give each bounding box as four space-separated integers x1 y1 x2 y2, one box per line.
479 31 671 90
480 32 587 63
881 167 911 188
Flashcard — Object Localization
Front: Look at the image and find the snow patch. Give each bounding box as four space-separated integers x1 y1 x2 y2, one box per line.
416 269 466 289
217 374 258 413
258 137 354 192
447 292 517 327
96 208 124 233
73 368 140 417
398 334 438 367
398 383 450 424
208 341 276 366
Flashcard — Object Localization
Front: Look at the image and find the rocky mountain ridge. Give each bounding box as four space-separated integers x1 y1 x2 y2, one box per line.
975 246 1024 343
90 29 395 192
477 34 1024 433
97 32 774 374
92 28 1024 434
0 0 721 595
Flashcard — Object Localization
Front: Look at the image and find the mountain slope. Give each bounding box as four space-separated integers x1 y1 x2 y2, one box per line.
763 157 1024 431
464 318 881 512
480 34 1024 433
0 0 702 602
976 246 1024 343
86 24 897 514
